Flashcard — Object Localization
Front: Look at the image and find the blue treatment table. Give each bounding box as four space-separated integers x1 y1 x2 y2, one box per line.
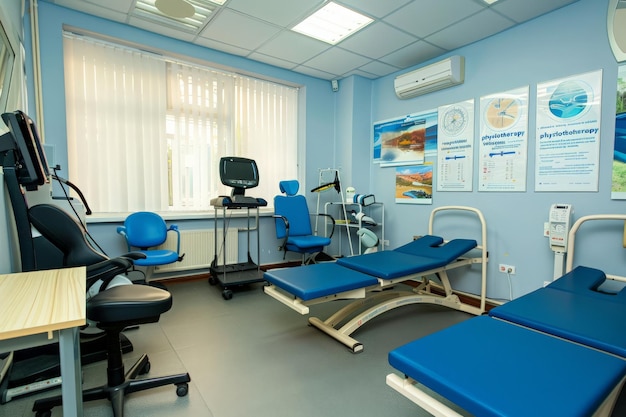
387 266 626 416
490 266 626 358
264 235 482 352
387 316 626 417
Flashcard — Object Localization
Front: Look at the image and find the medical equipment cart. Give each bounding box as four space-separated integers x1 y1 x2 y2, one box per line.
209 197 267 300
325 201 385 256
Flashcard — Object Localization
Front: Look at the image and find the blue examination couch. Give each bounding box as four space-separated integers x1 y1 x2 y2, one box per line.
387 266 626 417
264 234 484 352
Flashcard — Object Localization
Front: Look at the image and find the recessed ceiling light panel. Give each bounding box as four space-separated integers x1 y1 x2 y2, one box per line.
155 0 195 19
134 0 217 32
292 2 373 45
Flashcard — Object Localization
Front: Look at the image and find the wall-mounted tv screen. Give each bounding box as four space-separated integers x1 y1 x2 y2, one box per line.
1 110 49 190
219 156 259 196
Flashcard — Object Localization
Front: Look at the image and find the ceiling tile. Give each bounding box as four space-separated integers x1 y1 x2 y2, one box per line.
50 0 129 23
492 0 578 23
292 65 338 80
302 47 371 77
336 0 413 18
384 0 484 38
426 9 514 50
379 40 446 69
225 0 324 26
255 31 330 64
194 37 252 56
338 22 417 60
247 52 299 69
358 60 400 77
129 16 197 41
199 9 281 50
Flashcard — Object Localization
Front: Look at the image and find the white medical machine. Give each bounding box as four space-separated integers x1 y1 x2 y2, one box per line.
548 203 573 279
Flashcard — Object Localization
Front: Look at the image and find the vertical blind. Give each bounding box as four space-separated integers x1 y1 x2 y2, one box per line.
63 32 298 213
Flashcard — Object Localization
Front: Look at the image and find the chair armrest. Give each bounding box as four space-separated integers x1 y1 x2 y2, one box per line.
116 226 132 252
166 225 183 259
86 252 147 291
312 213 335 239
273 214 290 251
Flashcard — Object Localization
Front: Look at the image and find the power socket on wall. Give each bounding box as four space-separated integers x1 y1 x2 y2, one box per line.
498 264 516 274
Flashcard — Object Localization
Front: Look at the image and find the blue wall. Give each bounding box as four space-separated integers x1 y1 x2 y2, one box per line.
369 0 625 299
25 0 626 300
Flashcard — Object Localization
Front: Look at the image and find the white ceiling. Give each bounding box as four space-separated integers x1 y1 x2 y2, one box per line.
42 0 579 80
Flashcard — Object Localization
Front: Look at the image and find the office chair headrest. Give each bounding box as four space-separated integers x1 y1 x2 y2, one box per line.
279 180 299 196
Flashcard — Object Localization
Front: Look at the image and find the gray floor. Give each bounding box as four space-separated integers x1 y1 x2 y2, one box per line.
0 277 473 417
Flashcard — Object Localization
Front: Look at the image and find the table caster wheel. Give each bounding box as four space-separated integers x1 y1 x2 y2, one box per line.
139 360 151 375
176 383 189 397
222 289 233 300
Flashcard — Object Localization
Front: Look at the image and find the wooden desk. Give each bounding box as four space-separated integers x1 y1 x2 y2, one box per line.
0 267 86 417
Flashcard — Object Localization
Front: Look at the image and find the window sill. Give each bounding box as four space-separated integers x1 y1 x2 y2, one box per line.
85 207 275 224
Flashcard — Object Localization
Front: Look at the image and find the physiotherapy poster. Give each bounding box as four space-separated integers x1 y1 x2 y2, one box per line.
478 86 529 192
612 65 626 199
437 99 474 192
536 70 602 192
373 109 437 166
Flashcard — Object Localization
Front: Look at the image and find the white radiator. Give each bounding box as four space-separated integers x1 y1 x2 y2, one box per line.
154 229 238 273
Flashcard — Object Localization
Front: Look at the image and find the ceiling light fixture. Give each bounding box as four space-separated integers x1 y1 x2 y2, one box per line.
292 2 373 45
155 0 195 19
483 0 499 4
135 0 218 31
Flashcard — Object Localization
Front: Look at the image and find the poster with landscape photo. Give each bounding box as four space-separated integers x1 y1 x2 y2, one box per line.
373 110 437 166
395 163 433 205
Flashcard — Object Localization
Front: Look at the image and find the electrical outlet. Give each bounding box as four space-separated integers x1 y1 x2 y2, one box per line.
383 239 389 247
498 264 516 274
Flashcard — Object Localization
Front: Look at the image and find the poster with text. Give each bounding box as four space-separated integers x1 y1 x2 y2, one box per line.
611 66 626 199
478 87 529 192
536 70 602 192
373 110 437 166
395 163 433 204
437 99 474 191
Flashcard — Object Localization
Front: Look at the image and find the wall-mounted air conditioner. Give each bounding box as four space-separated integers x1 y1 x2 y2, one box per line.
394 55 465 99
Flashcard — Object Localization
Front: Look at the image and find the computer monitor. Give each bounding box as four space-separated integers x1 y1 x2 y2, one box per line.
219 156 259 197
0 110 49 190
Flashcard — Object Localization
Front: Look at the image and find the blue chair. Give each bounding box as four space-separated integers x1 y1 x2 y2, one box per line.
117 212 183 279
274 180 335 264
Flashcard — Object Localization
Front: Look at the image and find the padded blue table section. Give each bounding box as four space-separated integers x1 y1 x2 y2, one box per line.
336 235 477 279
389 316 626 417
490 266 626 358
264 263 379 301
547 265 626 301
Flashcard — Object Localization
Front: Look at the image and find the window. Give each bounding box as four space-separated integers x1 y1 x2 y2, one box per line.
62 33 298 213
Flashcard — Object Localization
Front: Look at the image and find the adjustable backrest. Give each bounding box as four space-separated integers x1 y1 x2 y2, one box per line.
274 180 313 238
28 204 107 266
123 212 168 249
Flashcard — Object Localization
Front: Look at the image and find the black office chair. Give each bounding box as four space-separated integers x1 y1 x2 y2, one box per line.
27 204 191 417
0 205 141 403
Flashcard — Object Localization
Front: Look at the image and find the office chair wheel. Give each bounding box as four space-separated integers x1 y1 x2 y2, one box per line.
176 383 189 397
222 289 233 300
35 410 51 417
